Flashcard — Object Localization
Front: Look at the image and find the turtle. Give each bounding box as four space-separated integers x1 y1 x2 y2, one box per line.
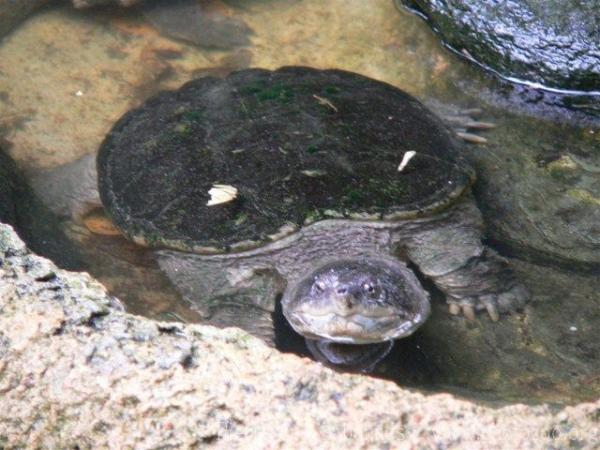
34 66 529 368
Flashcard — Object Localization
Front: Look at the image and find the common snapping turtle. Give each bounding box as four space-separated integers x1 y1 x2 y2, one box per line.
36 67 529 366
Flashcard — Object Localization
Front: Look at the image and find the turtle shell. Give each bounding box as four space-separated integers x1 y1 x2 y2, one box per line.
97 66 474 253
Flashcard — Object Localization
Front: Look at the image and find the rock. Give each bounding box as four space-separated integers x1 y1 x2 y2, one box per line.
0 0 49 39
0 147 85 270
141 0 254 49
463 109 600 270
398 0 600 92
0 147 19 225
1 221 599 449
0 0 159 40
71 0 143 7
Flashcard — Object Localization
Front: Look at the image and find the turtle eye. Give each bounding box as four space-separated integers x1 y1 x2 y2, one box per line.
362 282 377 295
313 279 326 293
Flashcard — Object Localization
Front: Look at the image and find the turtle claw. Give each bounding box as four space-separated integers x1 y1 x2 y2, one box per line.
448 283 528 321
484 301 500 322
454 112 496 143
449 302 461 315
461 304 476 321
456 131 488 144
464 121 496 130
450 298 478 320
423 99 495 145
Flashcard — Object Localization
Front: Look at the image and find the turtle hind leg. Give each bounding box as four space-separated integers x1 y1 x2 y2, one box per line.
29 153 101 222
402 195 530 321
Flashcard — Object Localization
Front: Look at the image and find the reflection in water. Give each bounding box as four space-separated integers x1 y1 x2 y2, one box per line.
0 0 598 405
64 219 203 323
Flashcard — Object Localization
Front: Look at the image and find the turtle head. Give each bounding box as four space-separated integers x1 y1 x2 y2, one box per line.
281 257 431 344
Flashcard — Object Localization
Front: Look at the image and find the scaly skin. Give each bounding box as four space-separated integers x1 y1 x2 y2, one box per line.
155 193 528 372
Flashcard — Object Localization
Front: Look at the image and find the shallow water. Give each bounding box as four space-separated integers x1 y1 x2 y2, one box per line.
0 0 598 405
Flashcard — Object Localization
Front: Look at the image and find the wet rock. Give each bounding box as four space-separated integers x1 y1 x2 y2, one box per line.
0 147 85 270
463 111 600 270
0 147 19 225
71 0 144 7
141 0 254 49
71 0 255 51
458 79 600 129
0 0 49 39
398 0 600 92
1 222 599 449
424 99 600 268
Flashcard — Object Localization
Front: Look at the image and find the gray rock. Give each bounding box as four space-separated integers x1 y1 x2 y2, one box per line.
1 221 599 449
398 0 600 92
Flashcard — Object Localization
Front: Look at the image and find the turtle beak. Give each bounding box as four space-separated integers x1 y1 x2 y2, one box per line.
329 288 360 316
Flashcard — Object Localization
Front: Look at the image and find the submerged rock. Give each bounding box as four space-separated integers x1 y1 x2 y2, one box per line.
141 0 254 49
1 222 599 449
71 0 144 7
462 111 600 270
0 0 49 39
0 0 147 40
398 0 600 93
71 0 254 50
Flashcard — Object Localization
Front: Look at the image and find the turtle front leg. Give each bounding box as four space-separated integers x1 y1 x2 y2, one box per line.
399 195 529 321
428 248 529 321
156 250 285 344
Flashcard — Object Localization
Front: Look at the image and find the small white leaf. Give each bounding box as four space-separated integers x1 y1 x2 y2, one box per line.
207 184 238 206
397 151 417 172
301 169 327 177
